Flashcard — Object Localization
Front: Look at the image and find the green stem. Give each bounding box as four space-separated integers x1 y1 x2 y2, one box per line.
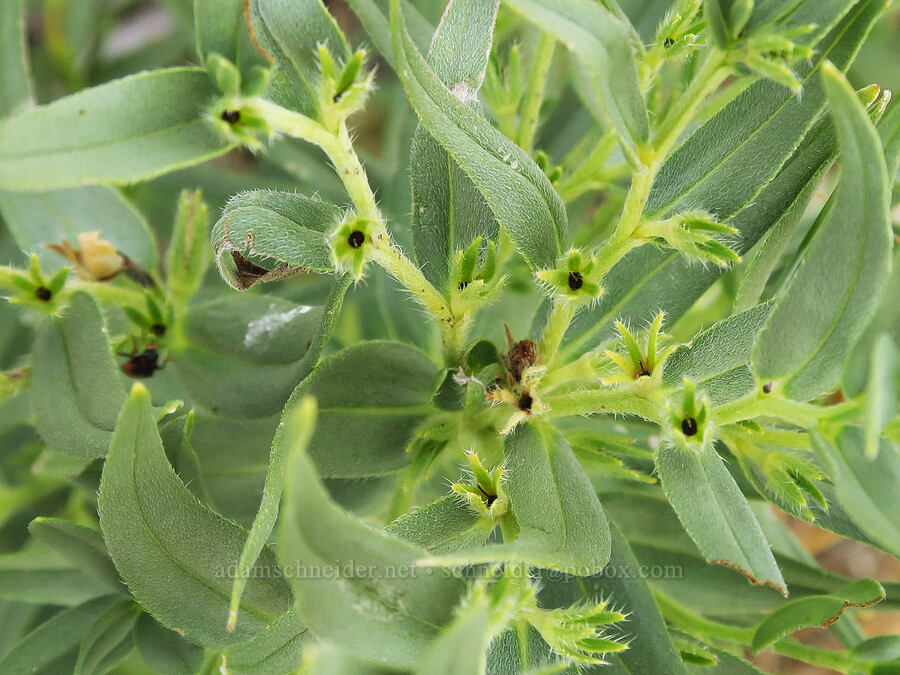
540 352 598 391
518 31 555 154
714 393 825 428
656 592 876 674
538 300 576 367
558 131 620 202
256 98 464 363
543 387 663 423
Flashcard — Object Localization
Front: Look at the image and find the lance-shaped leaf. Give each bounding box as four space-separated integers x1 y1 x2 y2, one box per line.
754 64 892 401
28 518 121 591
0 186 157 273
751 578 885 653
813 428 900 560
31 292 127 458
98 384 293 648
248 0 349 117
0 68 232 191
212 190 343 290
277 398 464 669
390 0 565 271
171 276 350 418
292 340 439 477
664 303 772 405
386 495 496 554
410 0 499 293
0 0 31 118
504 0 648 164
0 543 113 605
656 445 786 594
558 0 886 360
0 596 122 675
422 423 611 574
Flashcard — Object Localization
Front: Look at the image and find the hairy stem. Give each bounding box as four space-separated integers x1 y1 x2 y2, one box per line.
538 299 576 367
543 386 663 423
518 31 555 154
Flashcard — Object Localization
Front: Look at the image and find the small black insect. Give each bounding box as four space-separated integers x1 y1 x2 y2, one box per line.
121 347 163 379
33 286 52 302
220 110 241 124
347 230 366 249
681 417 698 437
568 271 584 291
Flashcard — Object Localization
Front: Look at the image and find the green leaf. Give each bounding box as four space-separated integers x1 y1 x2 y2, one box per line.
133 614 204 675
664 303 772 405
0 0 31 118
0 68 232 190
172 277 349 418
813 428 900 559
221 609 307 675
415 591 495 675
386 495 495 554
504 0 649 164
0 596 121 675
248 0 350 118
194 0 265 72
31 292 127 458
656 445 786 594
0 543 113 605
754 63 892 401
28 518 121 590
292 341 439 477
166 189 210 309
881 99 900 177
424 424 611 574
410 0 499 293
751 578 885 652
73 600 139 675
277 399 464 669
390 0 565 271
98 384 292 648
0 186 158 272
560 0 886 360
212 190 343 288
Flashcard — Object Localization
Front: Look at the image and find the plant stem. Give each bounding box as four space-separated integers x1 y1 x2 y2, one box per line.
714 393 825 428
517 31 555 154
543 386 663 423
655 591 876 673
256 98 464 364
557 131 620 202
538 299 576 367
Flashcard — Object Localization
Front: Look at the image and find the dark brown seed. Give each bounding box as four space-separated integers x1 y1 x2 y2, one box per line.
220 110 241 124
518 392 534 413
347 230 366 249
762 382 773 394
681 417 698 437
34 286 52 302
568 271 584 291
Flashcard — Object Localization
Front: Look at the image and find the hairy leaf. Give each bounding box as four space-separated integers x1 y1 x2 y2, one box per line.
390 0 565 270
0 0 31 118
0 68 232 190
754 63 892 400
98 384 292 648
656 445 786 594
